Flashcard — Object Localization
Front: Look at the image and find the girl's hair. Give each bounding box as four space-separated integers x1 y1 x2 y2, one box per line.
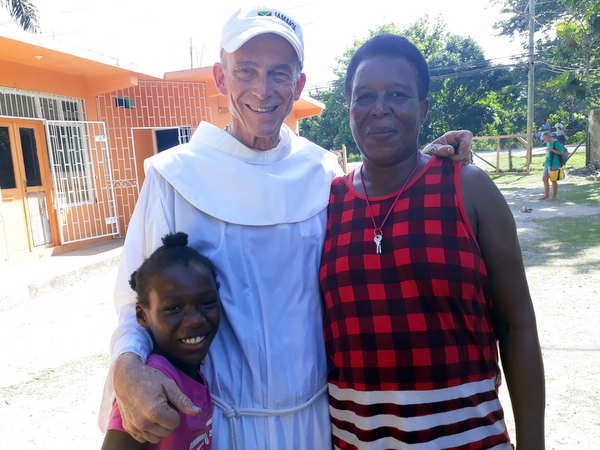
344 33 430 103
129 232 219 306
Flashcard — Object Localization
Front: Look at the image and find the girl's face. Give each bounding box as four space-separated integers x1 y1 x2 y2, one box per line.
136 262 221 378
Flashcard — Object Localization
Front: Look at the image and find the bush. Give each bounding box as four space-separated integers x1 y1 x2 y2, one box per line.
567 130 586 145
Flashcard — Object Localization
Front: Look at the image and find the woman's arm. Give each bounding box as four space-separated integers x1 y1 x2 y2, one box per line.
461 165 545 450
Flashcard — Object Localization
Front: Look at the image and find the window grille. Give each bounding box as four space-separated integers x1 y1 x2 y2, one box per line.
178 126 192 144
0 87 85 121
0 87 92 206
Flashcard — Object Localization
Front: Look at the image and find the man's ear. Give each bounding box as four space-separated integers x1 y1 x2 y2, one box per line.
213 63 228 96
293 72 307 101
136 304 150 329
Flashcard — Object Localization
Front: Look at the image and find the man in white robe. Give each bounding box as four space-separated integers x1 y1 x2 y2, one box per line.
101 6 472 449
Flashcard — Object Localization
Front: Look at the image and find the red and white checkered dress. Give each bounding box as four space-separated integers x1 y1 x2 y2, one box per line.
319 157 512 449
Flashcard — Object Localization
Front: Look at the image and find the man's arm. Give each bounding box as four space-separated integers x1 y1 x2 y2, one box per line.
111 353 201 443
462 165 545 450
422 130 473 164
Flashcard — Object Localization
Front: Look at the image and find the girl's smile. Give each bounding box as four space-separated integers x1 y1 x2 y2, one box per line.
136 261 221 380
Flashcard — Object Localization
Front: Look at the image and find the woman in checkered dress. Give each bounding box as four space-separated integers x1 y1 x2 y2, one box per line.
319 34 545 449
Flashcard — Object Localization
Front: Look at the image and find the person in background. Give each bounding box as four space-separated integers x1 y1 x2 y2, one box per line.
534 118 550 141
101 232 220 450
555 119 566 144
542 118 551 132
540 130 566 200
99 7 473 449
319 33 545 449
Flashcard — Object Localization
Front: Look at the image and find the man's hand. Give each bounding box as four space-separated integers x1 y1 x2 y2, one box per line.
112 352 201 443
422 130 473 164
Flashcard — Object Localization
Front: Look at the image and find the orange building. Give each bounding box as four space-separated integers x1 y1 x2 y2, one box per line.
0 28 324 262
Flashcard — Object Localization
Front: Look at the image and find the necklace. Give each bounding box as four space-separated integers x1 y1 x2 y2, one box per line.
360 151 422 254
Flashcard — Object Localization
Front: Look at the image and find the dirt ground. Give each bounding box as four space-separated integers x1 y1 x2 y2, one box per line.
1 178 599 449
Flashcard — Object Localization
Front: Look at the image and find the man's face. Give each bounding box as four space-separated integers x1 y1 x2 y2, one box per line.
213 33 306 150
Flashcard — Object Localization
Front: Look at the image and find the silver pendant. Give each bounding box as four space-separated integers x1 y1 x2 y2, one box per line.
374 232 383 254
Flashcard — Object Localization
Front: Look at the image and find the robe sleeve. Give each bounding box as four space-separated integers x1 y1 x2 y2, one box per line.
110 168 172 361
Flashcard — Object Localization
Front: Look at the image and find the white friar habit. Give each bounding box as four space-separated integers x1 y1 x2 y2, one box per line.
101 122 342 449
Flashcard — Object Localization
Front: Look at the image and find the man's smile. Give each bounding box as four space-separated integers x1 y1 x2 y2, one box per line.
247 104 278 113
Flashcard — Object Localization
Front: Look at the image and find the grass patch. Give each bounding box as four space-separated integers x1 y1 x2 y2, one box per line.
347 152 362 163
559 182 600 203
491 163 597 199
476 147 588 175
518 214 600 273
528 215 599 247
491 170 600 271
528 151 588 173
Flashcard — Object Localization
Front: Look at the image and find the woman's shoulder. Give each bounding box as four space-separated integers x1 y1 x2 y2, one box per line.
460 163 498 193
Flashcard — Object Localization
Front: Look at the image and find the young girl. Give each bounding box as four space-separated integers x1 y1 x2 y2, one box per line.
102 232 221 450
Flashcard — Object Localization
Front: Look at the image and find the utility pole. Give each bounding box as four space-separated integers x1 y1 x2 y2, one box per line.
526 0 536 170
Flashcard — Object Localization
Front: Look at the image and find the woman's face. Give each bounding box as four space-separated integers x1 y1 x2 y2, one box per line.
348 56 429 167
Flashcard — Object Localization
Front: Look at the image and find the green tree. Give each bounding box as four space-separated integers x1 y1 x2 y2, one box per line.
301 16 517 153
416 24 514 142
495 0 600 129
1 0 39 33
301 80 354 154
301 23 408 156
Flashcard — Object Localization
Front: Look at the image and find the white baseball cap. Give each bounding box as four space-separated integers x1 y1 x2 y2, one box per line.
220 7 304 63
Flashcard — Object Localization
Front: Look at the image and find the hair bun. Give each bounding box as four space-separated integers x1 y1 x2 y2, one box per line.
128 270 138 291
161 232 189 248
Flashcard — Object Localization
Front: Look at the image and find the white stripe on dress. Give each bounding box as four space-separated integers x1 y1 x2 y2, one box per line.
329 377 497 406
330 396 503 432
329 377 510 449
332 423 512 450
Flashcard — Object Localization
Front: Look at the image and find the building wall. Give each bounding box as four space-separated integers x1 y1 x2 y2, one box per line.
0 60 88 99
96 80 211 236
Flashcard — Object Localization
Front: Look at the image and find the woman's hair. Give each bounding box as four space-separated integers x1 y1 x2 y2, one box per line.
344 33 430 102
129 232 219 306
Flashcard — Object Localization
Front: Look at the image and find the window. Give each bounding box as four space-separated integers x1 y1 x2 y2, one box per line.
0 126 17 189
20 128 42 187
115 97 135 109
0 92 37 118
0 87 90 206
0 87 85 121
155 126 192 153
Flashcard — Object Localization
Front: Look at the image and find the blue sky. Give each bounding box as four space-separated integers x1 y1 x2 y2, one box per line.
1 0 525 89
